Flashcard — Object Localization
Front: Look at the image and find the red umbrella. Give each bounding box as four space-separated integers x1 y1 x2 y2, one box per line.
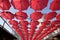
19 21 29 40
20 25 28 40
30 12 43 21
53 0 60 2
33 21 50 40
50 0 60 11
30 0 48 10
19 21 29 26
12 25 19 29
0 0 11 10
15 12 28 20
56 25 60 28
11 0 29 10
44 12 57 21
29 21 39 40
30 21 39 26
1 12 14 20
39 26 58 40
42 21 51 25
56 14 60 20
51 19 60 26
15 29 25 40
33 25 46 40
9 20 18 26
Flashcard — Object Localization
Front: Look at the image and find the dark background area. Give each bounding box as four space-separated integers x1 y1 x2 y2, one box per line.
0 27 17 40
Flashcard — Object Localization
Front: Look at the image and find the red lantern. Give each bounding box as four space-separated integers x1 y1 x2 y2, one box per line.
56 14 60 19
11 0 29 10
30 12 43 21
9 20 18 26
0 0 11 10
50 0 60 11
44 12 57 21
15 12 28 20
30 0 48 10
1 12 14 20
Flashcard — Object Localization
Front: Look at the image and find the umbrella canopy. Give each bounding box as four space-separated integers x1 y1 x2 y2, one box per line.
44 12 57 21
15 12 28 20
30 0 48 10
56 14 60 20
0 0 11 10
19 21 29 26
9 20 18 26
50 0 60 11
30 12 43 21
0 12 14 20
11 0 29 10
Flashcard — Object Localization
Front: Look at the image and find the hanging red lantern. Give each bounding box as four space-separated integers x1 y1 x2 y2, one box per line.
50 0 60 11
0 0 11 10
9 20 18 26
1 12 14 20
11 0 29 10
19 21 29 26
30 0 48 10
56 14 60 19
30 12 43 21
44 12 57 21
15 12 28 20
